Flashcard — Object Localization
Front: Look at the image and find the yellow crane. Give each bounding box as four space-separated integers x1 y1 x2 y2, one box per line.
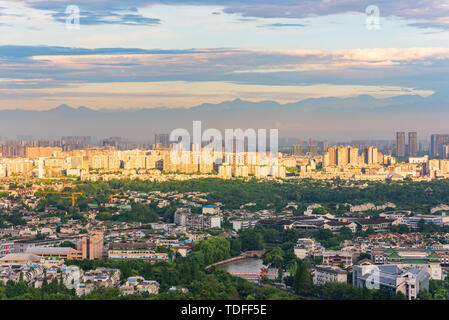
40 191 83 207
23 164 62 178
110 194 120 203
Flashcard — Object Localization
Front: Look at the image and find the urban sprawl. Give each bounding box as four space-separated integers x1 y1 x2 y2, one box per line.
1 132 449 300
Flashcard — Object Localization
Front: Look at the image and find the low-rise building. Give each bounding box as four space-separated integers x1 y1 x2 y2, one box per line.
83 267 121 287
0 241 15 257
0 252 41 265
294 238 323 259
232 219 257 232
108 243 170 262
353 264 430 300
369 247 442 280
312 265 347 286
121 276 160 295
202 205 220 215
26 246 83 260
323 221 357 233
322 250 358 268
355 217 392 232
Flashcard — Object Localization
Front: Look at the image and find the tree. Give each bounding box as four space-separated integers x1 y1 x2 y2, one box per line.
293 259 312 295
35 232 47 240
433 288 447 300
365 227 376 236
372 289 391 300
263 247 284 282
339 226 353 239
316 229 333 241
417 219 426 232
5 280 28 298
239 229 264 251
397 224 409 234
392 291 407 300
358 252 371 261
59 241 76 249
230 238 242 257
263 247 284 269
260 229 280 244
195 237 230 265
417 289 432 300
313 207 329 215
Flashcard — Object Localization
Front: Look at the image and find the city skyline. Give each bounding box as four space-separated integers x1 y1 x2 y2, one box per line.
3 0 449 305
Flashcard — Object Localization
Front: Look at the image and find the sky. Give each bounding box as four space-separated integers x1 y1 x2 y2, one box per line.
0 0 449 110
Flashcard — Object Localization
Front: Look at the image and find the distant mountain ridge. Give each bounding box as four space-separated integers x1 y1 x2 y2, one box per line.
0 94 448 142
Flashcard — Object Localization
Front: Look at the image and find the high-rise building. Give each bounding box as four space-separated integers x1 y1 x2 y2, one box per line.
364 146 378 165
408 132 418 157
155 134 170 148
77 232 104 260
25 146 62 159
336 146 349 166
431 134 449 158
328 147 336 166
318 140 329 153
348 147 359 166
322 152 330 167
396 132 406 157
308 144 318 156
323 145 381 167
292 144 302 156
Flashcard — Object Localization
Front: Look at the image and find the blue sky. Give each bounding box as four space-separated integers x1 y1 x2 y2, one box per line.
0 0 449 110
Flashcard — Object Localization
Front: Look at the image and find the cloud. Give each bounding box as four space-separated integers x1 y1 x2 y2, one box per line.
0 45 203 57
0 45 447 96
7 0 449 30
12 1 160 26
50 10 160 26
259 23 306 28
220 0 449 30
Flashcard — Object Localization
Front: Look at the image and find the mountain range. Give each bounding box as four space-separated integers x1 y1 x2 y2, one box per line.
2 94 448 142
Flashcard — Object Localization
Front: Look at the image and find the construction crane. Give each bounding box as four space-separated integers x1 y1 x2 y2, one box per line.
109 194 120 203
40 191 83 207
23 165 62 178
22 158 62 178
62 192 83 207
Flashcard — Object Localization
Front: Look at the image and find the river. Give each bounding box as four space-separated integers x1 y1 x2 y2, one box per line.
218 258 266 273
217 258 278 283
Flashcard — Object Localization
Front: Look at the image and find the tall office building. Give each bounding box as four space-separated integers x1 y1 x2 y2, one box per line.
77 231 104 260
336 146 349 166
292 144 302 156
408 132 418 157
348 147 359 166
318 140 329 153
308 144 318 156
155 134 170 148
25 146 62 159
328 146 336 165
396 132 406 157
364 146 378 165
431 134 449 158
